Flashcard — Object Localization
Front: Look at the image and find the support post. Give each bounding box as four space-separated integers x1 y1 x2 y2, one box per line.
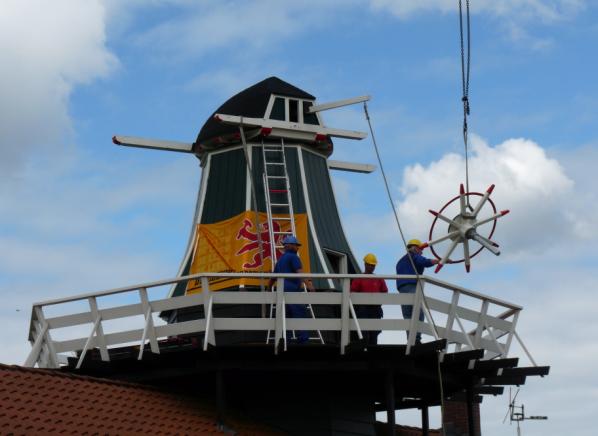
138 287 160 358
202 277 215 350
474 299 489 348
503 310 520 356
467 387 476 436
385 370 396 436
34 306 59 368
88 297 109 361
406 279 424 355
24 321 48 368
216 368 226 428
274 277 285 354
340 277 351 355
421 405 430 436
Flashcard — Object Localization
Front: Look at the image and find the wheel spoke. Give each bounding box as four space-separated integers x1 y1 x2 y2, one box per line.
463 239 471 272
429 210 460 227
435 239 459 273
472 210 509 229
471 184 495 216
471 233 501 256
427 230 461 247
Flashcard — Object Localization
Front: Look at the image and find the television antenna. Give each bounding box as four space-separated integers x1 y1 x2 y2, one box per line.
503 388 548 436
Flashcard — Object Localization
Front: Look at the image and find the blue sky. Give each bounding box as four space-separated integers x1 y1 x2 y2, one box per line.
1 1 597 434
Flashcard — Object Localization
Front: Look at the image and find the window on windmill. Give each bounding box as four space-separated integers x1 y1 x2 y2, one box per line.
289 99 299 123
324 249 347 274
302 101 319 125
270 97 285 121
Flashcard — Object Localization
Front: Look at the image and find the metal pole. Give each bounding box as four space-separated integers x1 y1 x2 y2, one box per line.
385 370 396 436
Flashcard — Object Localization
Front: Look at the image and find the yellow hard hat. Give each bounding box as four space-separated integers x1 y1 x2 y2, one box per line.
407 239 422 248
363 253 378 265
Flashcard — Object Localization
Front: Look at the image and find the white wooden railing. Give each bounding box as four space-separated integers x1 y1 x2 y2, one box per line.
24 272 536 369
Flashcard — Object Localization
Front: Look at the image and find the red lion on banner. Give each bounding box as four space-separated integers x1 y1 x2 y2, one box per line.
235 218 283 269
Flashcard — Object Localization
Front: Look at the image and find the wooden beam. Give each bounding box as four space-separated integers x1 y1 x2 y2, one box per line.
112 135 194 153
214 113 367 140
308 95 371 113
328 160 376 174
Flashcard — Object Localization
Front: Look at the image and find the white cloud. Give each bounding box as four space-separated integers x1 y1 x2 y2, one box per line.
396 135 580 258
0 0 117 175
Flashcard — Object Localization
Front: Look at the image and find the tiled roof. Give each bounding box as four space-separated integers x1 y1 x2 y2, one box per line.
0 363 281 435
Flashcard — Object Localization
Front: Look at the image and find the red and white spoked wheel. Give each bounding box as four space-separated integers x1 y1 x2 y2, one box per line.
424 184 509 273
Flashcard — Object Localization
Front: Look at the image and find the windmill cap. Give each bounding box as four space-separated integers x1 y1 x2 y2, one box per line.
363 253 378 265
282 235 301 246
407 239 423 248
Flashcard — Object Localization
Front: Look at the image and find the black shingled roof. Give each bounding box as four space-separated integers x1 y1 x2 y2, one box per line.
195 77 315 147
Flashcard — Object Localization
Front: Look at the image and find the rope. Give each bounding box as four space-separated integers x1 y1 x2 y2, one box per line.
459 0 473 209
363 102 439 339
239 121 266 296
363 102 418 274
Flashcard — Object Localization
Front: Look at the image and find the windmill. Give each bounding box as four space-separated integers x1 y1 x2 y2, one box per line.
114 77 374 342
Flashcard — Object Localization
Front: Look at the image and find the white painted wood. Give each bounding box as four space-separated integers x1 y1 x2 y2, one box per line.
340 278 351 355
113 135 193 153
28 270 533 366
88 297 109 362
34 307 59 368
139 288 160 356
503 310 520 356
474 300 490 349
275 278 285 354
328 160 376 174
76 316 102 369
23 322 48 367
201 277 215 349
298 149 335 289
308 95 371 113
349 302 363 340
214 114 367 140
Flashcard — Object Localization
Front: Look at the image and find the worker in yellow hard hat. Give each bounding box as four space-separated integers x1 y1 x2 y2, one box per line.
350 253 388 345
395 239 440 344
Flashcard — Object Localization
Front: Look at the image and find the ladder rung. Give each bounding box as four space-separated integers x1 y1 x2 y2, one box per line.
264 148 283 152
273 231 293 235
266 162 284 165
269 189 288 193
272 217 292 221
267 176 286 179
270 203 289 207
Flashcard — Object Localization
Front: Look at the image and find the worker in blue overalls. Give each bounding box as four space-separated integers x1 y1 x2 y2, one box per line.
396 239 439 344
268 235 315 343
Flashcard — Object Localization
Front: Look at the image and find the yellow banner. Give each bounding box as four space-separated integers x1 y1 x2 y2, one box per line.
186 211 310 293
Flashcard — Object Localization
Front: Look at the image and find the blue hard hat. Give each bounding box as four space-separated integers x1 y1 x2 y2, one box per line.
282 235 301 246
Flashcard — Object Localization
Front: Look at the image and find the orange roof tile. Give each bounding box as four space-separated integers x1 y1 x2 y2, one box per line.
0 364 281 435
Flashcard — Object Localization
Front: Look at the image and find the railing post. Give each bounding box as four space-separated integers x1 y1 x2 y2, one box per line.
274 277 285 354
24 320 49 368
406 279 424 355
202 277 215 350
138 287 160 360
340 277 351 355
445 291 461 347
503 310 520 357
88 296 109 362
34 306 59 368
473 299 489 349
